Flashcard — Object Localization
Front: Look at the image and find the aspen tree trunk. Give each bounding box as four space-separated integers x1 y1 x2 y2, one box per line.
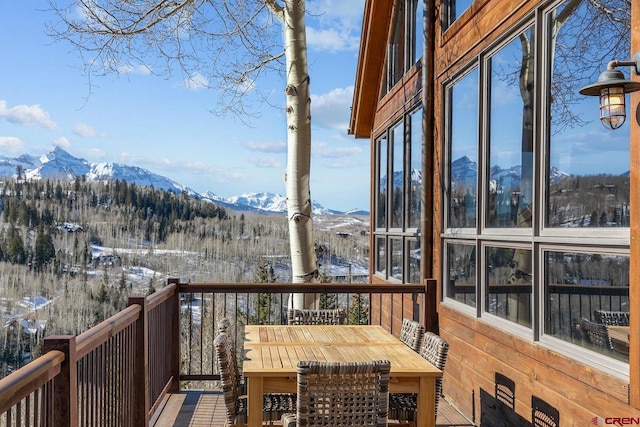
273 0 318 308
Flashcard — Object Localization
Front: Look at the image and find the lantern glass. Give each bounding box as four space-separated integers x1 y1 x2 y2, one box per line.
599 86 626 130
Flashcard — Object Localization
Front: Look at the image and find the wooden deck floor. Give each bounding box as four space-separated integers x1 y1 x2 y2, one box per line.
151 390 476 427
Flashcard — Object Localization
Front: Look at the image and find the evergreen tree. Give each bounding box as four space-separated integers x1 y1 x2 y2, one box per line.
318 270 337 309
147 275 157 296
348 294 369 325
34 223 56 270
252 258 276 325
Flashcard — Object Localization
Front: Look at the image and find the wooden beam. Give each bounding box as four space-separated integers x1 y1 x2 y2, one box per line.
629 0 640 408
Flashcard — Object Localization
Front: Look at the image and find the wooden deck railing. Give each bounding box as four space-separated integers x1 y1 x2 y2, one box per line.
0 280 436 427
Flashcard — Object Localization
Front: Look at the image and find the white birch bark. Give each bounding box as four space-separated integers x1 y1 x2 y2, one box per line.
270 0 318 308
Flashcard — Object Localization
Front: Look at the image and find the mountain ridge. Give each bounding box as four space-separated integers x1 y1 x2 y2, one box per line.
0 147 368 216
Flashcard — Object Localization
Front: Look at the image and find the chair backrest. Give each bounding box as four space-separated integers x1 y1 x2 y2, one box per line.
287 308 347 325
214 332 241 425
495 372 516 410
217 317 231 333
294 360 390 427
579 318 612 350
399 318 425 352
418 332 449 413
594 309 630 326
531 396 559 427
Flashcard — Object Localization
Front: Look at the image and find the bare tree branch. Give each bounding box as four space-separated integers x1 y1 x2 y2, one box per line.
46 0 285 119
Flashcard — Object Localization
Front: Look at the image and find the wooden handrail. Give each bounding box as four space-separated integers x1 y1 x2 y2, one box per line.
0 350 64 414
74 304 142 360
178 282 426 293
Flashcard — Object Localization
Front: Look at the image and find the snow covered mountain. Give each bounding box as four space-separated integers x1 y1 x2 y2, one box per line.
0 147 361 215
202 191 342 215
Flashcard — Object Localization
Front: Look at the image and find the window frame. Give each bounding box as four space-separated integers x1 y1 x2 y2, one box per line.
373 106 424 283
440 2 631 374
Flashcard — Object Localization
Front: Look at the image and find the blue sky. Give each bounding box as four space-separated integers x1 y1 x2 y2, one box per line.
0 1 368 212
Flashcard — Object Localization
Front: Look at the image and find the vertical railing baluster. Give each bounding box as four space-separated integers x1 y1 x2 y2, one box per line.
128 296 149 426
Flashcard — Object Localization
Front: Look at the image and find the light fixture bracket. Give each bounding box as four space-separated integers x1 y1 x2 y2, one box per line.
579 52 640 96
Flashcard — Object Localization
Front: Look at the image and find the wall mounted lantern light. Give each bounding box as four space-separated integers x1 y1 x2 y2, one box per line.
579 52 640 130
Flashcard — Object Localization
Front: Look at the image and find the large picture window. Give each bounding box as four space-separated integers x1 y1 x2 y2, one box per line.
442 0 630 368
384 0 425 94
374 107 423 283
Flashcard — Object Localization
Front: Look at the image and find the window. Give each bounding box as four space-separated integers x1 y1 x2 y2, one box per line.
447 68 478 229
443 0 473 30
376 135 388 230
544 249 629 363
374 107 423 282
409 108 422 228
487 28 533 229
442 0 630 368
384 0 425 94
546 0 630 229
485 245 532 327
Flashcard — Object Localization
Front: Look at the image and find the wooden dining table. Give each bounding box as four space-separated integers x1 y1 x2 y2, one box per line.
242 324 443 427
608 325 630 349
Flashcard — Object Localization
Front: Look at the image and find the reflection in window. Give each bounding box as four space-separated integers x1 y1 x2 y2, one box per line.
441 0 631 366
387 1 405 90
545 250 629 362
487 28 534 228
448 68 478 228
486 246 532 327
409 108 422 228
384 0 424 94
391 239 403 280
546 0 630 228
408 239 421 283
443 0 473 30
446 243 476 307
376 237 386 275
374 107 422 281
408 0 424 70
392 122 404 228
376 136 388 229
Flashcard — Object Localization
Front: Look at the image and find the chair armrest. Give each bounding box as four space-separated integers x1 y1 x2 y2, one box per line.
281 413 296 427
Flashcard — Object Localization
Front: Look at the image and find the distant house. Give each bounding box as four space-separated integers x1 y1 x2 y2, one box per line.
350 0 638 423
56 222 85 233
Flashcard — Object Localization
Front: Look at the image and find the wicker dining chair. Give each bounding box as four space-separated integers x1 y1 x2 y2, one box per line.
213 332 296 425
399 318 425 352
287 308 348 325
579 318 613 351
281 360 391 427
387 332 449 425
217 317 231 333
594 309 630 326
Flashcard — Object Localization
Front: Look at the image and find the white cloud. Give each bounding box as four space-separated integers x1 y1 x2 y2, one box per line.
311 86 353 131
307 27 359 52
312 141 361 158
54 137 72 149
117 63 152 75
307 0 364 52
184 73 209 90
243 141 287 153
0 100 57 130
308 0 364 27
250 156 281 168
0 136 23 153
74 123 101 137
